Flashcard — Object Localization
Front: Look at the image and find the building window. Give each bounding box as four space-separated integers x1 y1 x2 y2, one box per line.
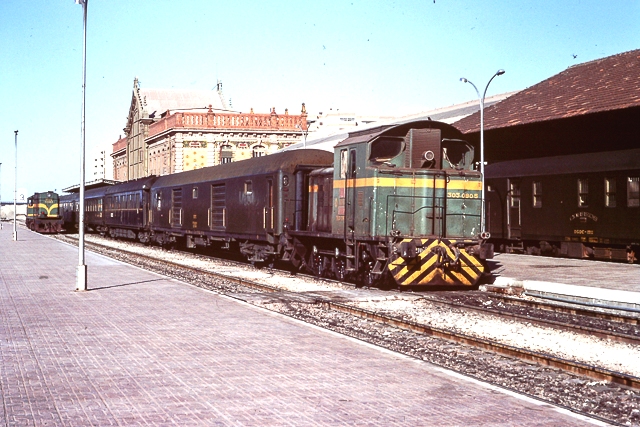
605 178 616 207
220 145 233 164
252 145 266 158
628 177 640 207
532 181 542 208
578 179 588 207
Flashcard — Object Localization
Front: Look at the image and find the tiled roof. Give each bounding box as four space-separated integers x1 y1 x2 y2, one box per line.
454 49 640 133
139 88 227 116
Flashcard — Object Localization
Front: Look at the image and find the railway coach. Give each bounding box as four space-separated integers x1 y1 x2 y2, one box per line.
485 148 640 263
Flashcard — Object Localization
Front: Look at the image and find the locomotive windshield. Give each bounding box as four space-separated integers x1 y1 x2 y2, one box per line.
441 139 475 170
369 136 404 162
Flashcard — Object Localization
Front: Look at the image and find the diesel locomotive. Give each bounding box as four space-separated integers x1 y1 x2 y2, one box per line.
485 148 640 263
26 191 64 233
60 120 493 288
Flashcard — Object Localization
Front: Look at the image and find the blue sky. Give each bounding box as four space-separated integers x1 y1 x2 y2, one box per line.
0 0 638 198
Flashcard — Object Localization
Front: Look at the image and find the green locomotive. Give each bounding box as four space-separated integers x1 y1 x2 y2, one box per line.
26 191 64 233
293 120 493 287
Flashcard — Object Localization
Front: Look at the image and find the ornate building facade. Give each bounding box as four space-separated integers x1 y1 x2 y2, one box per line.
112 78 308 181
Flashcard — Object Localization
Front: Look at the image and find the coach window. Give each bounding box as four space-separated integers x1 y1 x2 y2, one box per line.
192 187 198 199
532 181 542 208
244 181 253 195
605 178 616 207
509 181 520 208
628 177 640 207
578 179 589 207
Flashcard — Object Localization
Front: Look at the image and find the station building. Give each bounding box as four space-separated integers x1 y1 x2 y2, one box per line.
112 78 308 181
454 49 640 163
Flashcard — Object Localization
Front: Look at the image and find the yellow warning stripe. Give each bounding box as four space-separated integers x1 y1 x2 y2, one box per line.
333 177 481 191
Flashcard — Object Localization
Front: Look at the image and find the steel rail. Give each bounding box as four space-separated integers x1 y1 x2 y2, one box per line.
413 295 640 346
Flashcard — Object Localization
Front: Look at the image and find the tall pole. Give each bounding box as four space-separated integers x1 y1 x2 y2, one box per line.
13 131 18 241
0 162 3 228
460 70 505 238
295 123 307 149
76 0 88 291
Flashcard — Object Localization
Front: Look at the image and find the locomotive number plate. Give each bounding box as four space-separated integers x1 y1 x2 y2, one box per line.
447 192 478 199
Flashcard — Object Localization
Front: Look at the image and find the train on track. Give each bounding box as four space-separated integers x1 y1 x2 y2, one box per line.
59 120 494 288
485 148 640 263
26 191 64 233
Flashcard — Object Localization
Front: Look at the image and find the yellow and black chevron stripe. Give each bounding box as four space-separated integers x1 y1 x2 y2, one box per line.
388 238 484 287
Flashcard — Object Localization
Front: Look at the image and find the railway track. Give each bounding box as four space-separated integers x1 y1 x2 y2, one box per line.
414 293 640 345
55 233 640 391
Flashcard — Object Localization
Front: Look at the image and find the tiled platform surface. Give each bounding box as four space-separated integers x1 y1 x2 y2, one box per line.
0 225 606 426
488 252 640 308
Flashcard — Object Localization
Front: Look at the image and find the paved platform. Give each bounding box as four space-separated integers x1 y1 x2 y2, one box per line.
0 225 608 426
487 253 640 309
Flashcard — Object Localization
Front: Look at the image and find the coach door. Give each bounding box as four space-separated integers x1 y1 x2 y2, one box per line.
264 178 274 232
170 188 183 228
345 149 358 238
507 179 521 239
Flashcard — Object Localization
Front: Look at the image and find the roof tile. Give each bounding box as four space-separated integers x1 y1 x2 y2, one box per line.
454 49 640 133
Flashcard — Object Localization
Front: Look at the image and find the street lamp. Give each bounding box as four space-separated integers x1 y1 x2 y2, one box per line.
295 123 308 149
460 69 505 238
13 130 17 241
75 0 88 291
0 162 3 226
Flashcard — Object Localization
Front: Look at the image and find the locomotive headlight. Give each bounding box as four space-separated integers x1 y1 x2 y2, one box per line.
422 150 435 161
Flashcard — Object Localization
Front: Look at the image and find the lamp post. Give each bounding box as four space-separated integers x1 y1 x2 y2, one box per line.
75 0 88 291
13 130 18 241
460 69 505 238
0 162 3 227
295 123 307 149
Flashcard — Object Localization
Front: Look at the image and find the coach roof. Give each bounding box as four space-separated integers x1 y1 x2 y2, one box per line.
151 149 333 188
485 148 640 178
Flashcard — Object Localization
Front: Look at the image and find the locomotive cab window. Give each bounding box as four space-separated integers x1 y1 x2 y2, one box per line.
442 139 474 170
368 136 404 164
340 149 348 179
